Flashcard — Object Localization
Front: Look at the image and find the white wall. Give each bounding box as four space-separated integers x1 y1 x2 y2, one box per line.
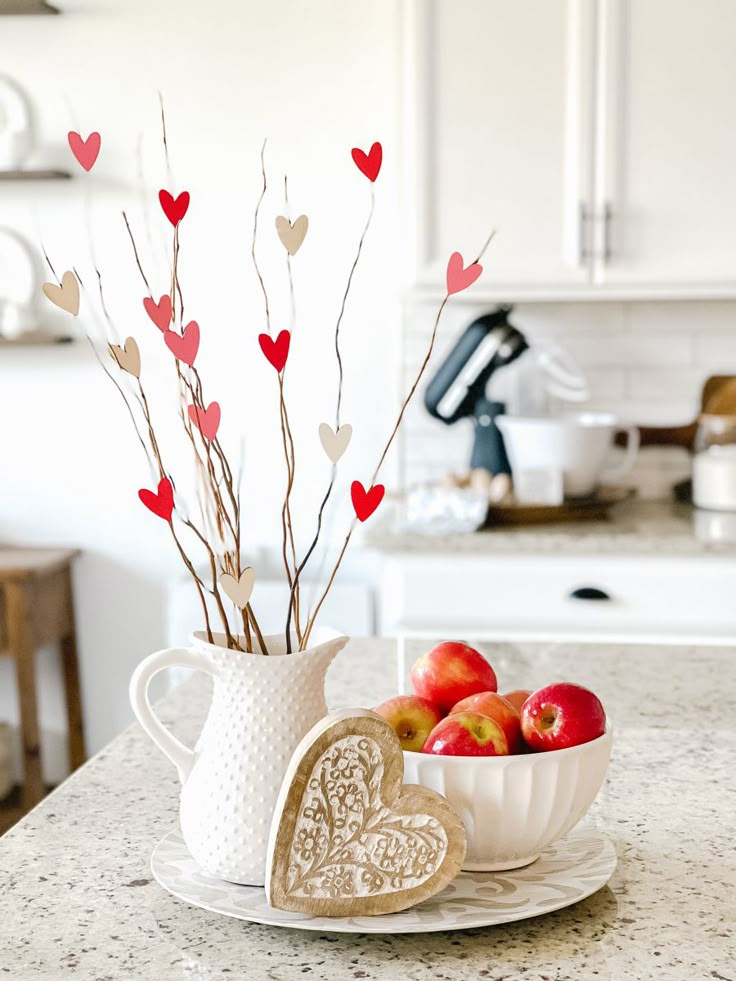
0 0 403 776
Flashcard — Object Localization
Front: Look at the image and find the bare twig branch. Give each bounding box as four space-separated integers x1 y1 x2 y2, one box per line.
302 230 495 648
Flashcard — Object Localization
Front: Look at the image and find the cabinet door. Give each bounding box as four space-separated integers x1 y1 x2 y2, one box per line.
594 0 736 288
404 0 596 293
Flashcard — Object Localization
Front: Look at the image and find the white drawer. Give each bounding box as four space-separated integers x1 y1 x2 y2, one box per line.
380 553 736 645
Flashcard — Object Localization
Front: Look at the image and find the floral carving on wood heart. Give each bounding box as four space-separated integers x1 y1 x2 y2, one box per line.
266 709 466 916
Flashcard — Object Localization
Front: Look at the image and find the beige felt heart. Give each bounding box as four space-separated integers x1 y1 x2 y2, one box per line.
266 709 466 917
318 422 352 464
42 270 80 316
219 568 256 608
275 215 309 256
109 337 141 378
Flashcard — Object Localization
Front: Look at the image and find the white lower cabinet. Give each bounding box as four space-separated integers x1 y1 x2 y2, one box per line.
379 553 736 646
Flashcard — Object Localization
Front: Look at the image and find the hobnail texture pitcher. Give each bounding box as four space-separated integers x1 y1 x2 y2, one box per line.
129 626 348 886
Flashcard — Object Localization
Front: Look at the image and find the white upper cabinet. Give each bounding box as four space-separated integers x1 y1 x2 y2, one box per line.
404 0 596 292
593 0 736 290
404 0 736 299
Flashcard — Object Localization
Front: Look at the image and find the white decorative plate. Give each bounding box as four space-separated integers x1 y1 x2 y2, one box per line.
0 75 33 169
0 227 36 306
151 825 616 934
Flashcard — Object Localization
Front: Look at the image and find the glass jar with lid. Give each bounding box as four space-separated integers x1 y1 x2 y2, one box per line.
692 413 736 511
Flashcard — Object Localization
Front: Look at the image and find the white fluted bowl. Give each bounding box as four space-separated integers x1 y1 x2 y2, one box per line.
403 727 612 871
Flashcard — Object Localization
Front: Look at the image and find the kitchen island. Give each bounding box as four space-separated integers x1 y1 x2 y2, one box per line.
366 498 736 556
1 637 734 980
367 500 736 646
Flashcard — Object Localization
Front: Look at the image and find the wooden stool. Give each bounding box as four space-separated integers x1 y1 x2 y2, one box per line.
0 548 85 809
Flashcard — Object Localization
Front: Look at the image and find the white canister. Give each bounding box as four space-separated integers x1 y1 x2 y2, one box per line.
693 445 736 511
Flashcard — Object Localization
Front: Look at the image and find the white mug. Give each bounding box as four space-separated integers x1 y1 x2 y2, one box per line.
496 412 639 497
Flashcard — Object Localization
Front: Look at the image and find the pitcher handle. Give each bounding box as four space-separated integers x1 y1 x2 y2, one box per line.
129 647 214 783
600 424 640 484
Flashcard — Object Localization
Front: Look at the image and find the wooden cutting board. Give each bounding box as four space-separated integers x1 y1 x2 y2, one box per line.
623 375 736 452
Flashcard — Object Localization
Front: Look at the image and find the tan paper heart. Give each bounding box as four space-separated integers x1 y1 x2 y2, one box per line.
109 337 141 378
318 422 352 464
219 568 256 608
42 270 80 316
266 709 466 916
275 215 309 256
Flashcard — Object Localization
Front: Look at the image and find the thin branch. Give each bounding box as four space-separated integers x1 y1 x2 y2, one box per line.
40 240 60 284
251 143 299 645
334 187 374 429
170 522 214 644
122 212 153 296
159 91 172 183
252 139 271 336
301 231 496 648
288 189 376 638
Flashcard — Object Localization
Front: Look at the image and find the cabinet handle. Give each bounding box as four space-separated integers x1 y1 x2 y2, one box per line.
578 201 590 262
568 586 612 602
602 202 612 262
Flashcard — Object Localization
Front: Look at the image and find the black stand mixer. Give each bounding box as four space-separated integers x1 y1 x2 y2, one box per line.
424 307 529 475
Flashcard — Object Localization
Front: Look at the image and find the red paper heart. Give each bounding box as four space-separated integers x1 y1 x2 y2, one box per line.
67 131 101 172
164 321 200 366
351 480 385 522
159 190 190 227
446 252 483 295
143 294 172 332
188 401 221 441
258 330 290 372
351 142 382 182
138 477 174 521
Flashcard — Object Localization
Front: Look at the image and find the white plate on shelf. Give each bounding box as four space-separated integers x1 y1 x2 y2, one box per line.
151 825 616 934
0 226 36 306
0 75 33 169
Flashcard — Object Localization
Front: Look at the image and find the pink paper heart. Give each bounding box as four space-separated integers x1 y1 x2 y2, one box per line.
164 321 200 366
143 294 172 332
68 131 101 172
446 252 483 295
188 401 221 441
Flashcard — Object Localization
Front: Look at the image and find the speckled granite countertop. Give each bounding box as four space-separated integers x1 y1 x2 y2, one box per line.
2 638 735 980
366 499 736 556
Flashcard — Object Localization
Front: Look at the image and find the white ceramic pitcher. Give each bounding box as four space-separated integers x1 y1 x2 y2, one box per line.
129 626 348 886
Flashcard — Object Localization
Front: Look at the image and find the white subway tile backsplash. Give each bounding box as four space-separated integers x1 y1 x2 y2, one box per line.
562 332 693 367
600 399 691 425
628 301 736 333
400 299 736 494
583 368 627 400
626 367 706 404
693 329 736 366
513 303 626 336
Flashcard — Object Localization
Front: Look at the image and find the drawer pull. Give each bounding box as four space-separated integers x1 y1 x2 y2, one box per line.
568 586 611 601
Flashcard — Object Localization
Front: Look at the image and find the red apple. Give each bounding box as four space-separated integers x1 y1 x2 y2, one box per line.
503 689 532 713
410 642 497 713
373 695 443 752
449 691 523 753
423 711 509 757
521 683 606 752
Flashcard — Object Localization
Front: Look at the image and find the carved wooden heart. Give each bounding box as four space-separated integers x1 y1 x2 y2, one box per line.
266 709 466 916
